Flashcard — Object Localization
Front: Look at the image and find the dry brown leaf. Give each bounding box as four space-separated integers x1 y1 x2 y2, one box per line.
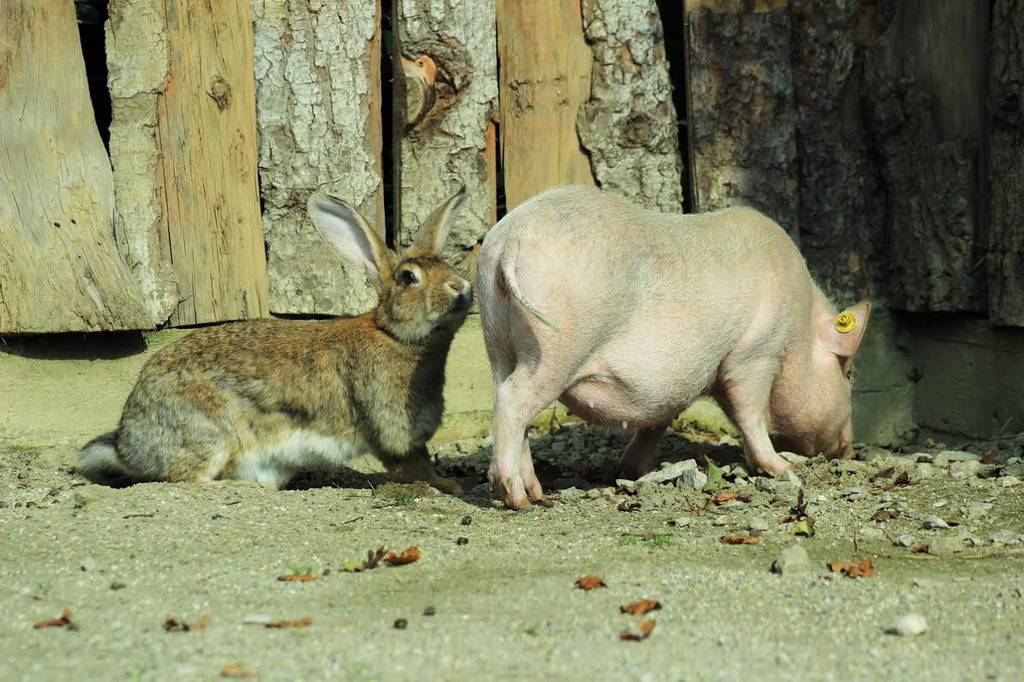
827 558 875 578
575 575 606 590
711 492 747 506
264 617 312 629
276 574 316 582
163 615 210 632
620 618 656 641
221 664 258 678
620 599 662 616
364 546 387 570
912 544 930 554
33 609 74 630
384 546 421 566
720 534 761 545
872 509 901 522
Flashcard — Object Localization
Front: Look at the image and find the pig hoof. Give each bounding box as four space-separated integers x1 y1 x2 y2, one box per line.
489 471 531 510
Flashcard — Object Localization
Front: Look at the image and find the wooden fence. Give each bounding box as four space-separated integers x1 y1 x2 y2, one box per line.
0 0 1021 334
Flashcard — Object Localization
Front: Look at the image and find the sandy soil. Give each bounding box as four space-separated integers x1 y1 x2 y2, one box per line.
2 424 1023 681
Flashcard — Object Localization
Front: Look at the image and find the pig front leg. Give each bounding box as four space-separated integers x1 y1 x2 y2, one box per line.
619 423 669 479
716 361 795 476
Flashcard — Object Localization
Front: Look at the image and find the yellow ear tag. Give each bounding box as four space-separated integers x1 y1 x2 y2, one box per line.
834 311 857 334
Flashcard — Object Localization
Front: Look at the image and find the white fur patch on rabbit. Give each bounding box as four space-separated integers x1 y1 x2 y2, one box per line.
230 430 367 488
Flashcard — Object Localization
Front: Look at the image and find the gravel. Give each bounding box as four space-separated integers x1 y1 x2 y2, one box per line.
2 426 1023 681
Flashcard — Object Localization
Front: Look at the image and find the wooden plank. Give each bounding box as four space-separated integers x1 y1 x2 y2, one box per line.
159 1 269 325
866 0 988 312
988 0 1024 326
578 0 684 212
495 0 594 212
789 0 888 299
107 0 269 327
0 0 151 334
398 0 498 257
252 0 384 316
686 0 798 236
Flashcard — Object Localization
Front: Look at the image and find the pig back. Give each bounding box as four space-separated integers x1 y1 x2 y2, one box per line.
486 186 812 351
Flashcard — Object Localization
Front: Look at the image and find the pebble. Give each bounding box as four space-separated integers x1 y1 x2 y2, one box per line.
913 452 935 463
965 502 993 517
783 471 802 488
423 606 436 616
461 515 472 526
894 533 915 548
1002 462 1024 477
712 515 729 526
778 451 809 466
998 476 1021 487
109 581 126 590
585 488 603 500
927 537 962 556
614 480 637 494
990 529 1021 546
754 477 778 493
886 613 928 637
559 487 585 500
669 517 693 528
636 459 697 485
912 463 936 481
949 460 981 479
677 469 708 490
394 618 408 630
922 516 949 530
934 450 982 466
858 526 886 540
456 537 469 545
770 544 811 575
731 466 750 479
748 517 770 532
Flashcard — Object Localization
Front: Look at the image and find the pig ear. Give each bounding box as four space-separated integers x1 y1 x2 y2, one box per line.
826 300 872 367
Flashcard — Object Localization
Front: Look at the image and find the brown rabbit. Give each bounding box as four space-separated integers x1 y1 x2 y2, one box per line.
77 186 473 493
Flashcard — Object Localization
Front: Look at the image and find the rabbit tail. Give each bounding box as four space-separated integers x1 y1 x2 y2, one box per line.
77 432 131 484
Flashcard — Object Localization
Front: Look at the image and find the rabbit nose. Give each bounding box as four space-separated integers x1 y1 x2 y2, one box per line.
445 279 468 296
447 279 472 308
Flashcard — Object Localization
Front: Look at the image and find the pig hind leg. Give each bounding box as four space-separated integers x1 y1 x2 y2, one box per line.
489 363 567 510
717 358 794 476
619 423 669 479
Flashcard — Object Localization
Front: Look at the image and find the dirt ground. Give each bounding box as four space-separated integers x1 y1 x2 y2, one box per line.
2 422 1023 681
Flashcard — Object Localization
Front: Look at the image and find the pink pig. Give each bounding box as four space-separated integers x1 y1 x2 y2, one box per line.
476 186 871 510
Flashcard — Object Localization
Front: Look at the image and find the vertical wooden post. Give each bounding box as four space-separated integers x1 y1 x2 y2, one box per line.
252 0 384 316
0 1 151 333
495 0 594 212
108 0 269 326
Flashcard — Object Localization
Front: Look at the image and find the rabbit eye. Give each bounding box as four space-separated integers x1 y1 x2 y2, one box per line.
398 268 420 286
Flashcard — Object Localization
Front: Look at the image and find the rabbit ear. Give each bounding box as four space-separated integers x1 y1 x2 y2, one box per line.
308 193 393 280
414 184 468 255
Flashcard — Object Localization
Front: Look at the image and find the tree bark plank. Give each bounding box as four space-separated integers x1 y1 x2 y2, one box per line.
579 0 684 213
107 0 269 326
0 1 151 333
988 0 1024 326
866 0 987 312
790 0 888 300
253 1 384 316
495 0 594 212
398 0 498 258
686 0 798 236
